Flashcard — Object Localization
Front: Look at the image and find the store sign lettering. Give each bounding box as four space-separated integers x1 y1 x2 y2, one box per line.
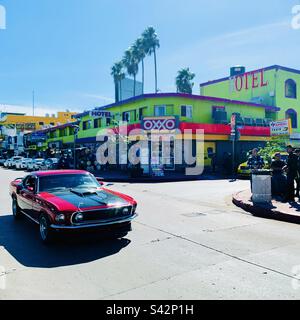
142 117 178 131
233 70 268 92
90 111 112 118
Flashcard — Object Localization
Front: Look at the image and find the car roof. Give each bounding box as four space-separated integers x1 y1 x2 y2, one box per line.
33 170 89 177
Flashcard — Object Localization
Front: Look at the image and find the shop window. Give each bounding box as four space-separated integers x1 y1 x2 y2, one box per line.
181 105 193 118
154 105 166 117
82 120 91 131
212 106 227 124
286 109 298 128
94 119 101 129
106 118 111 126
285 79 297 99
122 112 130 122
212 106 225 118
139 107 147 120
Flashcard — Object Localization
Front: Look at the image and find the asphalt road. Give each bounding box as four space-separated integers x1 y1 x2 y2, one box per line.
1 167 300 300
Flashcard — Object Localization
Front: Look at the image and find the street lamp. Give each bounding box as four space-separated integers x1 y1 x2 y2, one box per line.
71 124 80 169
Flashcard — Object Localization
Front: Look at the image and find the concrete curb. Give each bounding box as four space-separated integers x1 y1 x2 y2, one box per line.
232 190 300 224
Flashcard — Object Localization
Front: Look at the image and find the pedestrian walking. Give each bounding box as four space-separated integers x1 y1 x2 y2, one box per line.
283 145 298 202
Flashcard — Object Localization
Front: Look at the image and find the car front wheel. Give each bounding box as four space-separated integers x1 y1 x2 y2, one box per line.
12 197 22 219
39 214 55 244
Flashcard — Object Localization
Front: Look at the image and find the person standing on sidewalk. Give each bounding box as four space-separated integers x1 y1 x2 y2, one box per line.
283 145 298 202
270 152 286 199
295 149 300 200
247 148 265 191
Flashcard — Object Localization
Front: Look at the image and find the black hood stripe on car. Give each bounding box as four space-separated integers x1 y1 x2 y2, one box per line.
51 189 128 209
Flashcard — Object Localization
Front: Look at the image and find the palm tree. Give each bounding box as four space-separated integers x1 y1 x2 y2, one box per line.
176 68 195 94
111 61 125 102
132 37 146 94
122 48 139 96
142 27 160 93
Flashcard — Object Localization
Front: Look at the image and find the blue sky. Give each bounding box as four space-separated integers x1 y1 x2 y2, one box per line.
0 0 299 115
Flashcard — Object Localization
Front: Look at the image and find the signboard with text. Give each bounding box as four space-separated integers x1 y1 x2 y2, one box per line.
142 117 179 131
90 111 112 118
270 119 291 137
230 69 268 92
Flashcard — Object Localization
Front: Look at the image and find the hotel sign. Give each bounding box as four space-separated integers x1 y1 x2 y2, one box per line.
90 111 112 118
270 119 291 137
231 69 268 92
142 117 178 131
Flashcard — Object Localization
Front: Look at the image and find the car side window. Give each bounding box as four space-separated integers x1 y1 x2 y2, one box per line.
23 176 36 192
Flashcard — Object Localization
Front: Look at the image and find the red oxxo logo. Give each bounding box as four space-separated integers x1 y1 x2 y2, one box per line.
142 117 177 131
0 4 6 30
232 70 268 92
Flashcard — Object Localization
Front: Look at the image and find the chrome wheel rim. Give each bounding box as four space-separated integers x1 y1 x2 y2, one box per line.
40 218 48 241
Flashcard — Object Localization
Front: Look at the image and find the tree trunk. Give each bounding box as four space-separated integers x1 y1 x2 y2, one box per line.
142 58 145 94
134 74 136 96
119 80 122 101
154 48 158 93
114 81 119 102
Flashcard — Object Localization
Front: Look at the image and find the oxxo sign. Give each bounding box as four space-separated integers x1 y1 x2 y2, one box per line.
232 69 268 92
142 117 178 131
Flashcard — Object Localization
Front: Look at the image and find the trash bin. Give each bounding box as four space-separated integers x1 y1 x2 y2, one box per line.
251 169 272 203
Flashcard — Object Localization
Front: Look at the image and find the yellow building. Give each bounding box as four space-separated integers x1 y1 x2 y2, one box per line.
0 111 77 132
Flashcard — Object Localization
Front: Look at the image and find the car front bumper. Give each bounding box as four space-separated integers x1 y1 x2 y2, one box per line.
50 213 138 232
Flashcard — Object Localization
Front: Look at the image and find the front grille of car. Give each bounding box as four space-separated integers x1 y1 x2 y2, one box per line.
71 206 133 225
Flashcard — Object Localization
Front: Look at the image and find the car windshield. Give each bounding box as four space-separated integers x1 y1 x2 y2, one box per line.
39 174 100 192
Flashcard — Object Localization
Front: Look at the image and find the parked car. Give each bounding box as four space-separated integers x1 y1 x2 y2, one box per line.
4 158 11 168
40 158 59 170
0 156 6 166
5 156 23 169
27 158 45 171
237 151 289 177
16 158 33 170
9 170 137 243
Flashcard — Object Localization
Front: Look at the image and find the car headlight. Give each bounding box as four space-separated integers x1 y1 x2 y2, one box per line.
74 212 84 222
122 207 131 215
55 214 65 223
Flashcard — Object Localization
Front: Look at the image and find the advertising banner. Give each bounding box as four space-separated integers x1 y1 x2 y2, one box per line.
270 119 291 137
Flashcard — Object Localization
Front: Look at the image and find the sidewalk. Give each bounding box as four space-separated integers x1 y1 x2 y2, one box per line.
233 189 300 224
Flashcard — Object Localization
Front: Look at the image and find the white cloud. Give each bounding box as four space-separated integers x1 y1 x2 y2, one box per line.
0 103 82 116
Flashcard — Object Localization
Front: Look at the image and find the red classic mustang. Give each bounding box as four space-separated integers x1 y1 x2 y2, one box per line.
9 170 137 243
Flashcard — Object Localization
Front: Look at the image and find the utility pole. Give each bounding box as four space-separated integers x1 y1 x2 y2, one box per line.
72 125 80 169
230 114 237 180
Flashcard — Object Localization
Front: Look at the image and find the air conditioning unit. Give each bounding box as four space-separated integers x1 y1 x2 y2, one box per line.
251 96 264 104
269 91 275 97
